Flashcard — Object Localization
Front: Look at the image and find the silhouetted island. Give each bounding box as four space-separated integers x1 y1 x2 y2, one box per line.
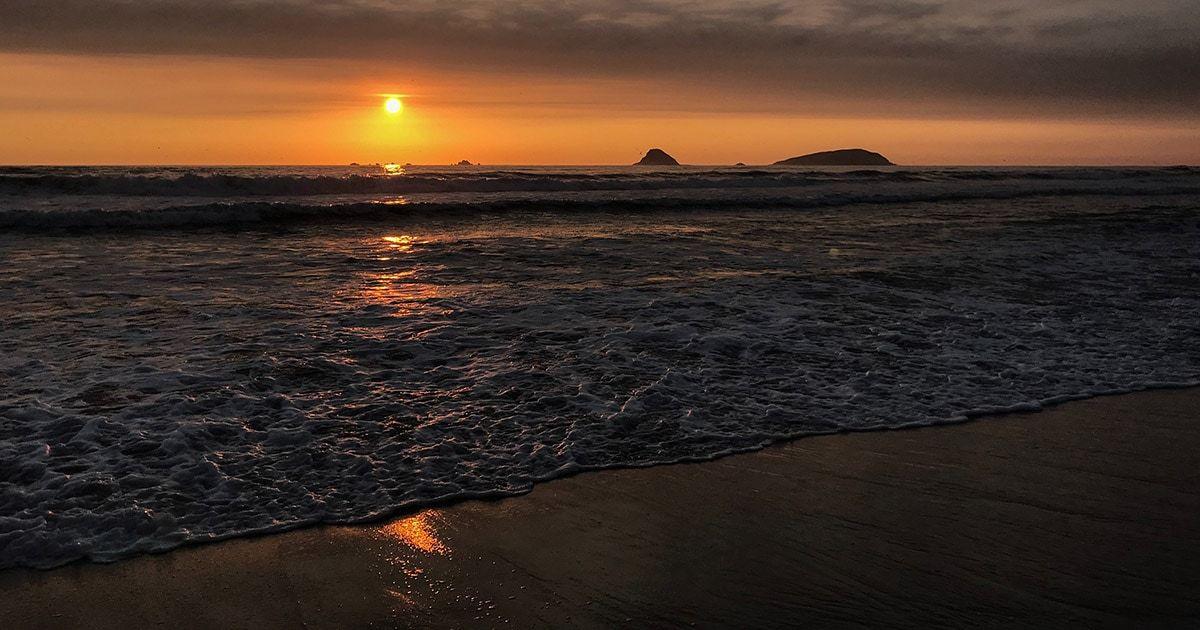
457 160 474 166
774 149 893 166
635 149 680 166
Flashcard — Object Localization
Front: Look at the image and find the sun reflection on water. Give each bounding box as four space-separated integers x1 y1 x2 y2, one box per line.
382 234 415 251
332 232 460 321
355 270 452 316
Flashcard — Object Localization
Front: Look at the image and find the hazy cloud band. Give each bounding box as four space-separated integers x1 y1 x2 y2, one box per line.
3 0 1197 117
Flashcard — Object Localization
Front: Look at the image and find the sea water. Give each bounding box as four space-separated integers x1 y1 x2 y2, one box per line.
2 165 1199 568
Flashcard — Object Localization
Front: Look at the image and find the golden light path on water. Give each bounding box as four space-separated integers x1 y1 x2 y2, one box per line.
338 233 456 320
382 234 414 248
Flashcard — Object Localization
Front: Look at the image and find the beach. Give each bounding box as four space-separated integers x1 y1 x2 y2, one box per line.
5 2 1200 627
4 387 1198 629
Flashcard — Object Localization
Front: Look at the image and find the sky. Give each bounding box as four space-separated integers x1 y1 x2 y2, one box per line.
1 0 1197 165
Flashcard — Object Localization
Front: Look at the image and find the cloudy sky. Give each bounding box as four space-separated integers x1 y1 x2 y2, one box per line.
2 0 1197 164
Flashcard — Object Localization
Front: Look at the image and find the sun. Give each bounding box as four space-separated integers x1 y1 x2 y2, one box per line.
384 97 403 114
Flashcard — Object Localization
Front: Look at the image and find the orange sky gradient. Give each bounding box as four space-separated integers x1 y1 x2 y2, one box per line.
1 52 1197 166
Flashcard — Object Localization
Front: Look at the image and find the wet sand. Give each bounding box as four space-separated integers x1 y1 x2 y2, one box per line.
3 388 1199 629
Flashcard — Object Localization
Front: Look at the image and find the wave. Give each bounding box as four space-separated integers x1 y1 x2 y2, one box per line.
0 169 912 197
5 380 1198 570
1 166 1197 198
3 184 1199 231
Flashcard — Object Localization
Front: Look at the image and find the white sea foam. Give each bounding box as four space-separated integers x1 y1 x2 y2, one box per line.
0 167 1198 568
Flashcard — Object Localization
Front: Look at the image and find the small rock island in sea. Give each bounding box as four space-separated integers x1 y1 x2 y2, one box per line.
774 149 894 166
635 149 680 166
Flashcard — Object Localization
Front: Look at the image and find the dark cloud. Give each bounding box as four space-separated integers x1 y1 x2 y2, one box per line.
2 0 1196 117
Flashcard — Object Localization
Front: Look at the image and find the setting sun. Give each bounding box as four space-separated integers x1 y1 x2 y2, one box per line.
384 97 402 114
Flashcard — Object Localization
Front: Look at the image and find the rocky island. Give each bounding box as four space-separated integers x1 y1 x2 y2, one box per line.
774 149 893 166
635 149 680 166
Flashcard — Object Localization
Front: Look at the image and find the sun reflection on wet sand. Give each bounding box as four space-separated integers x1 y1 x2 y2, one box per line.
379 511 450 556
369 510 504 625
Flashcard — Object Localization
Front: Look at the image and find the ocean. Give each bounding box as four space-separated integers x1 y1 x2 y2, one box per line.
2 165 1199 569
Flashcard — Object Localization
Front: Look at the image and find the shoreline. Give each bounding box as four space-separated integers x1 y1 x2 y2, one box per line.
3 387 1200 628
10 382 1200 572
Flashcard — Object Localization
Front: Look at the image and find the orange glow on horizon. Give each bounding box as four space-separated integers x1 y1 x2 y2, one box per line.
1 53 1197 165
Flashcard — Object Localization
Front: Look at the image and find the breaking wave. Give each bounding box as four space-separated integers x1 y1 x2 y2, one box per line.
2 165 1199 230
1 165 1196 198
